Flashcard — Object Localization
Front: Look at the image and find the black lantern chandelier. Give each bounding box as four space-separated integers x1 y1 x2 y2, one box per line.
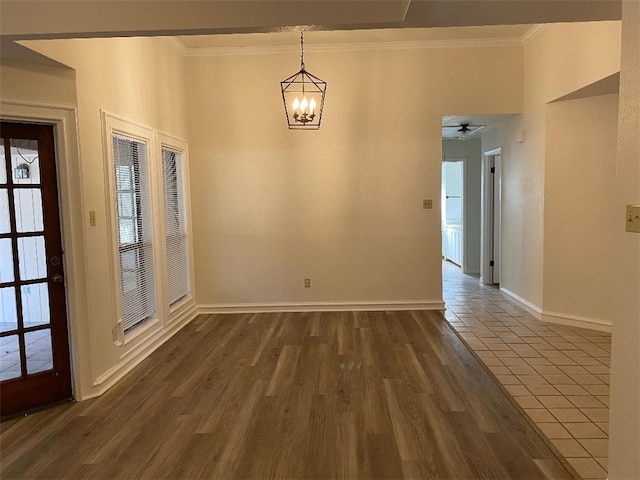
280 32 327 130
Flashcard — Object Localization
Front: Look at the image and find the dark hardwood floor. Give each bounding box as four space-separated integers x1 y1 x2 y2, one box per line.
0 311 574 479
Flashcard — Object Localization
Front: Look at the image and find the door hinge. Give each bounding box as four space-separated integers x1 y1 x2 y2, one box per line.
490 167 495 174
490 260 495 267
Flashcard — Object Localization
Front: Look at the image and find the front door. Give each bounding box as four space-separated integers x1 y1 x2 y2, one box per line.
0 121 72 417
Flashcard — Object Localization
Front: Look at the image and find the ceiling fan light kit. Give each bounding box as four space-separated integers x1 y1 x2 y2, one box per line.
458 124 472 140
442 122 485 140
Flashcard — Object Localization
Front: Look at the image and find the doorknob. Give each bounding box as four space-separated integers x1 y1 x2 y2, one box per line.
51 274 64 284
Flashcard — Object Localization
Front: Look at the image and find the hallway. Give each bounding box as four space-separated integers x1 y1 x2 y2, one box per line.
442 261 611 479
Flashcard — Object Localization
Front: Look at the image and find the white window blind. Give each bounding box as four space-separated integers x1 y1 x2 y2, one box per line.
162 148 190 306
112 135 156 332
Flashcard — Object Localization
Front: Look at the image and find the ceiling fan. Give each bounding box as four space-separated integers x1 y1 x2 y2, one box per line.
442 123 485 140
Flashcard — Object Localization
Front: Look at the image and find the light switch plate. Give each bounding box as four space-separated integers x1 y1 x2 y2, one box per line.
626 205 640 233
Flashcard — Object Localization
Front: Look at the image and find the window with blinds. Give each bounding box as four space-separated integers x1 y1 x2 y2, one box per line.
112 135 156 332
162 148 190 306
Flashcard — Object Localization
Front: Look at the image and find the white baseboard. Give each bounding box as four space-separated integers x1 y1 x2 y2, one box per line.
198 300 445 315
542 311 612 333
500 287 543 319
499 287 612 333
82 303 198 400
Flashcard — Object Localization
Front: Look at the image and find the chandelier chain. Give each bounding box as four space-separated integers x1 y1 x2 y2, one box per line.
300 31 305 71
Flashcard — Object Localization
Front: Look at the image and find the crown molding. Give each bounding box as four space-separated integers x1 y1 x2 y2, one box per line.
520 24 549 44
161 36 189 56
162 24 548 58
163 36 524 58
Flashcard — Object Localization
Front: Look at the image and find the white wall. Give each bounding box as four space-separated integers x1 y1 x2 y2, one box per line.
543 93 618 329
7 37 193 399
443 138 482 274
482 21 621 311
185 47 522 308
608 1 640 477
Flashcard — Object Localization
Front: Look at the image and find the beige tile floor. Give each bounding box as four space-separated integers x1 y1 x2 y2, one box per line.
442 261 611 480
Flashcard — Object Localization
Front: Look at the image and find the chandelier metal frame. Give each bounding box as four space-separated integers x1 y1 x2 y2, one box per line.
280 32 327 130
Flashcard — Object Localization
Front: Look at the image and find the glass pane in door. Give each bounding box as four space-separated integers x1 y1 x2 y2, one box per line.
0 335 21 381
0 138 6 184
0 189 9 233
10 138 40 185
25 329 53 374
21 283 50 328
0 287 17 333
0 238 14 283
14 189 44 232
17 236 47 281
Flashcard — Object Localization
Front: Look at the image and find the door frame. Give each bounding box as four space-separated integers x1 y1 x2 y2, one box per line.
1 100 88 400
481 147 501 285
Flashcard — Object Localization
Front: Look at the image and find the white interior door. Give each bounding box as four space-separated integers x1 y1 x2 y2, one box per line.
492 155 501 284
481 150 501 285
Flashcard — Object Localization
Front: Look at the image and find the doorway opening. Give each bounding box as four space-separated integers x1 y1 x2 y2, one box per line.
441 159 464 267
441 115 512 308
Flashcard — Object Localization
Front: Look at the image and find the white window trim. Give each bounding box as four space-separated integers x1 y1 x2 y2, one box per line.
101 111 160 345
156 132 196 322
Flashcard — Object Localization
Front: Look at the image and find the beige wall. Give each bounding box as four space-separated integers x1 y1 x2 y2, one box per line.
0 57 95 393
0 59 77 107
442 138 482 274
186 47 522 308
543 94 618 328
9 37 190 398
482 21 621 311
609 1 640 477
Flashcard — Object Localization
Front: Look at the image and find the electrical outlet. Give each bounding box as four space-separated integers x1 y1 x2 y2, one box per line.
304 278 311 288
626 205 640 233
423 199 433 209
